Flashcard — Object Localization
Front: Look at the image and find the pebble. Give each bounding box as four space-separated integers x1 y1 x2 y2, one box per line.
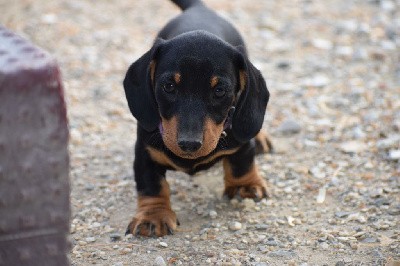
255 224 269 231
268 250 297 258
265 240 279 246
302 74 330 88
320 242 329 250
121 248 131 254
209 210 218 219
110 233 122 241
335 211 352 218
85 237 95 243
153 256 167 266
276 119 302 135
158 242 168 248
376 135 400 149
339 141 368 154
229 221 242 231
388 150 400 161
312 38 333 50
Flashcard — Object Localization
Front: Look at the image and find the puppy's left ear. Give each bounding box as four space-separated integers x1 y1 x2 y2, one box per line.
231 52 270 143
123 39 165 132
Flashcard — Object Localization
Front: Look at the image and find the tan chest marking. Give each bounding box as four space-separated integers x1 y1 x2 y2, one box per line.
193 148 239 169
146 146 187 172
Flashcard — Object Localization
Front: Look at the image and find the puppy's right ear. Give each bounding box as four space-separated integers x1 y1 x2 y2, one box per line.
123 39 165 132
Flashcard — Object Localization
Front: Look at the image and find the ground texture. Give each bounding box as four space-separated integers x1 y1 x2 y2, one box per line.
2 0 400 265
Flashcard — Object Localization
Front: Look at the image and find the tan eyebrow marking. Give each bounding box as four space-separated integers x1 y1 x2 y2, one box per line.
174 73 181 84
210 76 219 88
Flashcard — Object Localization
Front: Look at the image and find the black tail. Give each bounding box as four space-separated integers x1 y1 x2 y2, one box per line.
170 0 203 10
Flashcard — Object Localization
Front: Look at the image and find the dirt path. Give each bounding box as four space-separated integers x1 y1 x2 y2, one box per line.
2 0 399 265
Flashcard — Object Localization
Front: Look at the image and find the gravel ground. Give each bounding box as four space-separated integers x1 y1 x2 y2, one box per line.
2 0 400 265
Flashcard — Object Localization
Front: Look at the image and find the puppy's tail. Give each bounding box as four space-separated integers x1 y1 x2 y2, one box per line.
170 0 203 10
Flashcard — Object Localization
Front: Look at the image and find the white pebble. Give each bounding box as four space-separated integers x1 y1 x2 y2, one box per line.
154 256 167 266
85 237 95 243
209 210 218 219
229 221 242 231
158 241 168 248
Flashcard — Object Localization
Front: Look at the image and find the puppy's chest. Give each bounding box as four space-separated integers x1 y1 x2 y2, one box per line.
146 145 238 174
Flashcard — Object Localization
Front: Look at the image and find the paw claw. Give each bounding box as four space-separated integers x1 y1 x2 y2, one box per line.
166 224 174 235
134 226 141 236
149 223 156 236
125 227 131 236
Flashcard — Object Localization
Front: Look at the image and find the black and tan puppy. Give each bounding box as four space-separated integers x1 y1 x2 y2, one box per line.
123 0 272 237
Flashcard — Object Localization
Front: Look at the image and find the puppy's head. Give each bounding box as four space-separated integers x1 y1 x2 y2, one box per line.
124 31 269 159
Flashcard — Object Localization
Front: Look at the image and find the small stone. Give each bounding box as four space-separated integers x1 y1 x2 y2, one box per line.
277 119 301 135
112 262 124 266
302 74 330 88
276 61 291 70
347 213 367 224
320 242 329 250
242 198 256 209
335 211 352 218
209 210 218 219
265 240 279 246
229 221 242 231
110 233 122 241
361 237 380 243
388 205 400 216
376 135 400 150
268 250 297 258
78 241 87 246
92 222 101 228
312 38 333 50
255 224 269 231
84 184 95 191
158 241 168 248
287 216 295 227
153 256 167 266
121 248 131 254
339 141 367 154
85 237 95 243
335 46 353 57
41 13 57 24
350 242 358 250
388 150 400 161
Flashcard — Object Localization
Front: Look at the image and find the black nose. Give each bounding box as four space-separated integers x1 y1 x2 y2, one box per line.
178 140 202 152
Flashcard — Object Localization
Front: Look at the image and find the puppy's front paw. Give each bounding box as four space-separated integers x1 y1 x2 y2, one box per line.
126 207 178 237
224 179 269 200
223 160 270 201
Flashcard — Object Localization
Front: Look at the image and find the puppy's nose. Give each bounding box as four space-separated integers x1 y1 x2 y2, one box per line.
178 140 202 152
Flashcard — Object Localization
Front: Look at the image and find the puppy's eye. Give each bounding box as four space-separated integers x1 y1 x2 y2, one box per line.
214 87 226 98
163 83 175 93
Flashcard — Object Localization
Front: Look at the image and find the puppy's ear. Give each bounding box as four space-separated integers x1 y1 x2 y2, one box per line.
123 39 165 132
231 51 270 143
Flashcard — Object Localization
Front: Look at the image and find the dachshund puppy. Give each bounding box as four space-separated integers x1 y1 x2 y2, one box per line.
123 0 272 237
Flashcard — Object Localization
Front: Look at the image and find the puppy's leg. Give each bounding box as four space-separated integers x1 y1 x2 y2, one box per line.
223 141 269 200
126 146 178 237
254 130 273 154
